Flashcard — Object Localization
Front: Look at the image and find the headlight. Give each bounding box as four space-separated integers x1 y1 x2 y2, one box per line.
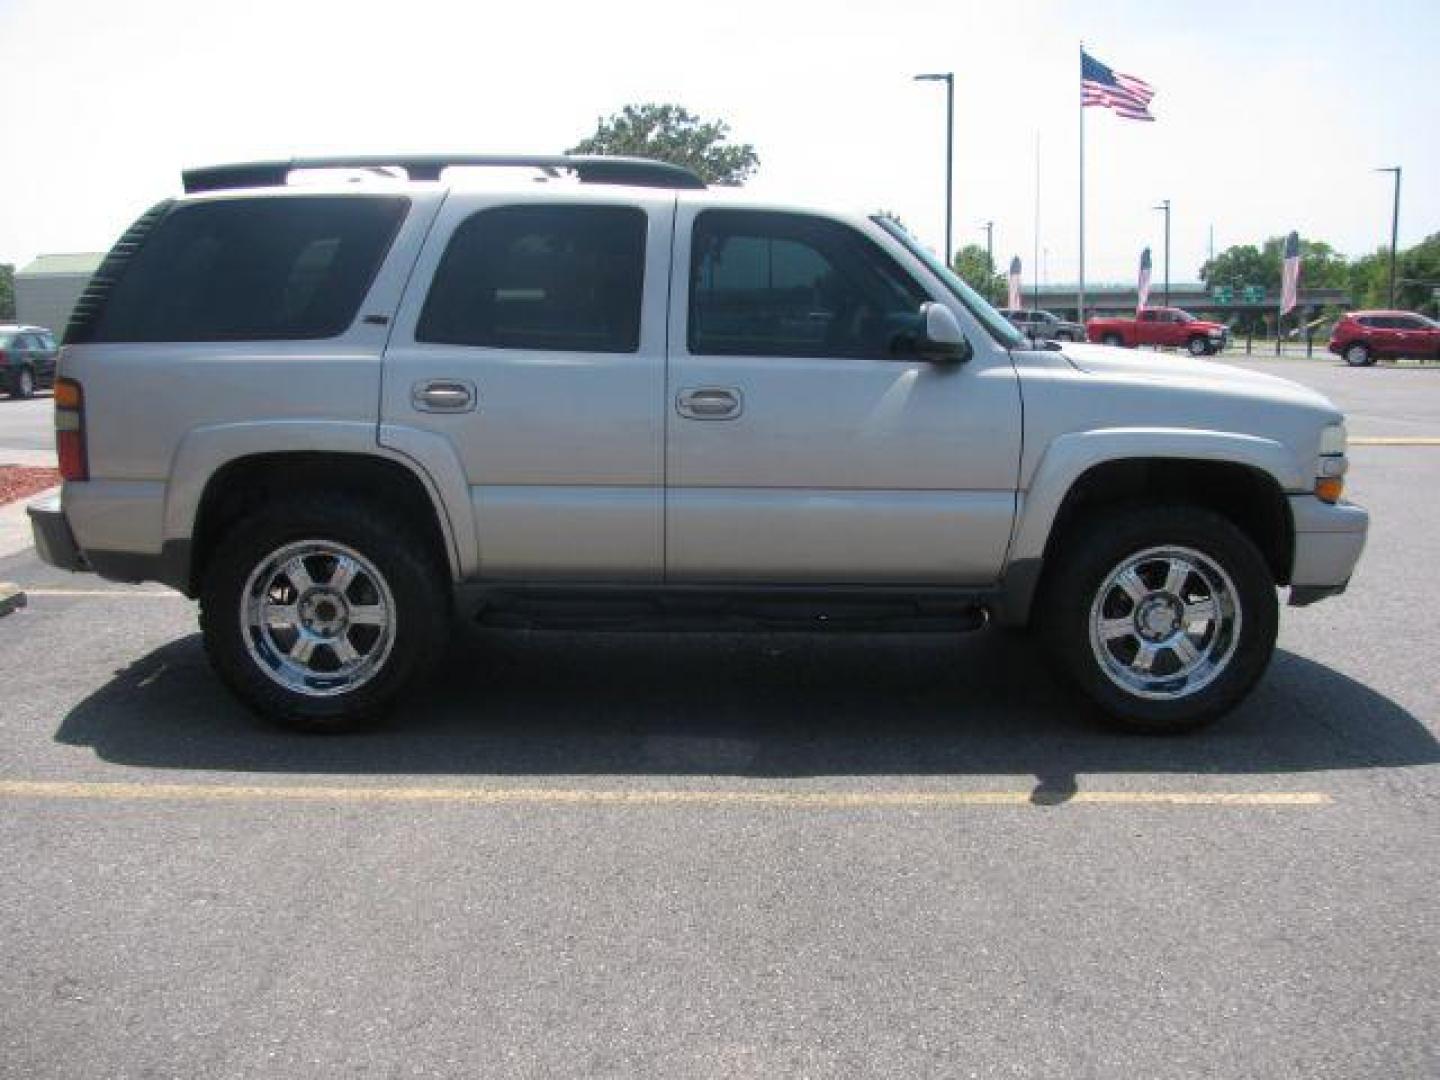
1319 424 1347 456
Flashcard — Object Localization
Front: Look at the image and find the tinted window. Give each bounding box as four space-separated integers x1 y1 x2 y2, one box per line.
90 196 408 342
690 211 928 359
418 205 646 353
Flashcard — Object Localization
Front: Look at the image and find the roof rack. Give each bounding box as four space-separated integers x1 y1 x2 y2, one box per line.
181 154 707 194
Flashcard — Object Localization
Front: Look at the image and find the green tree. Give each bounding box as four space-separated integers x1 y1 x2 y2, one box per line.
569 104 759 186
951 244 1006 306
0 263 14 321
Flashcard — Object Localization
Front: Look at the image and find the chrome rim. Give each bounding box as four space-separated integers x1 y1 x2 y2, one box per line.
1189 337 1208 356
241 540 396 697
1346 345 1368 365
19 369 34 395
1088 545 1241 701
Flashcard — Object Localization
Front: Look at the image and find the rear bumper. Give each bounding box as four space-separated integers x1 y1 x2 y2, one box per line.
1288 495 1368 606
27 494 88 572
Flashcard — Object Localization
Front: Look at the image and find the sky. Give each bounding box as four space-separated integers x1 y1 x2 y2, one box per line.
1 0 1436 287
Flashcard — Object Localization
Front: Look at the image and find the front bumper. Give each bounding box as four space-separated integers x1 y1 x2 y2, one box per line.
1288 495 1368 606
27 494 88 572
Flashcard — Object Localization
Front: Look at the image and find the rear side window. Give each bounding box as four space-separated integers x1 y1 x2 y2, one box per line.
417 205 646 353
86 196 408 343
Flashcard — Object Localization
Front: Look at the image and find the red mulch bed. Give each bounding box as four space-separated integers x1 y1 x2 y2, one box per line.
0 465 61 506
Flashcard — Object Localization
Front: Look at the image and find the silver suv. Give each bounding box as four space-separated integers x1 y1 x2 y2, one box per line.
29 154 1368 733
999 308 1084 343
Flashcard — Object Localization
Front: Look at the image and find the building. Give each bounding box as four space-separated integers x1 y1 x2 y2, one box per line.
15 253 105 335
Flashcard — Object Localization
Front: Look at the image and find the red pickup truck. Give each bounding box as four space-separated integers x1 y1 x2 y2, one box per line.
1086 308 1229 356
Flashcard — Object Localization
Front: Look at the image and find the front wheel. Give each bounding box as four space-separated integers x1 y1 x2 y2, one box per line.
1344 343 1373 367
200 496 450 732
1187 336 1211 357
1041 505 1277 733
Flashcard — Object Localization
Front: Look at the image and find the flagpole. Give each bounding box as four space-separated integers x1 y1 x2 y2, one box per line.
1033 131 1041 310
1077 42 1086 325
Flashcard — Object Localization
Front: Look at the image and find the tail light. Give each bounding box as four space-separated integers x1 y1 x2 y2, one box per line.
54 377 88 481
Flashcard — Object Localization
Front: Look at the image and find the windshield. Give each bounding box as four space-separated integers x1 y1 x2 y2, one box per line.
1174 309 1196 323
872 217 1027 348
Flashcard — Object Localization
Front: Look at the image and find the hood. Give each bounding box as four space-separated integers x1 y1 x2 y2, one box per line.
1055 342 1338 412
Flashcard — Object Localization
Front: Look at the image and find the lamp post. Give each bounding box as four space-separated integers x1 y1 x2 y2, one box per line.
1376 167 1401 308
914 73 954 262
981 221 993 267
1153 199 1171 308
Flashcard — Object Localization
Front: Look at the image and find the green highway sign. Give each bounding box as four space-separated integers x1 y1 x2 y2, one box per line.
1242 285 1265 303
1212 285 1234 303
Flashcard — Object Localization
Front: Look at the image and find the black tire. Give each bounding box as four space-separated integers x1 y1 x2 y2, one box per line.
1040 504 1277 733
1187 336 1210 357
1102 333 1124 347
1344 343 1372 367
1055 331 1074 342
9 366 36 399
199 495 450 732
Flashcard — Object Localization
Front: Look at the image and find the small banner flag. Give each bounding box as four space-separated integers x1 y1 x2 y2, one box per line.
1137 247 1153 313
1280 231 1302 315
1081 50 1156 121
1008 256 1023 310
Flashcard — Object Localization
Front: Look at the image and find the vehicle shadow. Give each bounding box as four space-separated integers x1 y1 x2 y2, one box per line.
54 627 1439 783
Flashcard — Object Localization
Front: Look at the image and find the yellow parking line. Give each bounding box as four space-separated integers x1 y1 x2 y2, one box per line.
1350 436 1440 445
0 780 1331 808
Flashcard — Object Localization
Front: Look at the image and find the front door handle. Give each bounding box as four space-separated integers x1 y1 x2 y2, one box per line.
413 379 476 413
677 386 743 420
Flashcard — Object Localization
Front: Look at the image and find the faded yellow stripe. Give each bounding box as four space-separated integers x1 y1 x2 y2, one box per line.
0 780 1330 808
23 589 186 598
1350 436 1440 446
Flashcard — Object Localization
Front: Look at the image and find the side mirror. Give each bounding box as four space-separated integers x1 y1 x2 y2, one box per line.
916 302 972 364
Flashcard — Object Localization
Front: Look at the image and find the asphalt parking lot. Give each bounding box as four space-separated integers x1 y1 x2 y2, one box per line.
0 357 1436 1078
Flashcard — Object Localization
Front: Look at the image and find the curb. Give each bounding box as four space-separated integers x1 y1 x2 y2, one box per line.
0 582 26 617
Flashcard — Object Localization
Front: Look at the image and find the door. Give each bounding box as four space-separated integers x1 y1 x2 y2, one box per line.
382 190 673 579
664 205 1021 584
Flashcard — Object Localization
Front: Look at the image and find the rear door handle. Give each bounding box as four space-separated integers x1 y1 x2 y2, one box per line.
413 379 476 413
677 386 743 420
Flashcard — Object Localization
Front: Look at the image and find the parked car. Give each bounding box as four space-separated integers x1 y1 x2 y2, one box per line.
1328 310 1440 367
0 324 59 398
999 308 1085 342
30 153 1367 734
1086 308 1229 355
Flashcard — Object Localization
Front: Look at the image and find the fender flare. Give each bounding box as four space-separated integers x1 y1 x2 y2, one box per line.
163 420 476 580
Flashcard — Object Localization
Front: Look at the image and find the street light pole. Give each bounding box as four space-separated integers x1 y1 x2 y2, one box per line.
1153 199 1171 308
1376 167 1401 308
914 73 954 262
982 221 993 266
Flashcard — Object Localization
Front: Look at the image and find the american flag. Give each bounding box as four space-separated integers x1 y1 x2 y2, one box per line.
1008 256 1023 310
1137 247 1152 313
1280 231 1302 314
1082 50 1155 121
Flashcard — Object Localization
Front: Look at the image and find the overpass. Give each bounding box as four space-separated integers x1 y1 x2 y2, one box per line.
1027 284 1353 322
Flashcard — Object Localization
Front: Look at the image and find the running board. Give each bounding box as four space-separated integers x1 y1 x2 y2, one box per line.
461 584 991 634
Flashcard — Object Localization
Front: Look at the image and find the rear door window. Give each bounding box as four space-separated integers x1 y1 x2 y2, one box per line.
417 204 647 353
88 196 409 342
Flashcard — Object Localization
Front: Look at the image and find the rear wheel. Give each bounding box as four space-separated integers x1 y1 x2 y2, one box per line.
9 366 35 399
1041 504 1277 733
1344 342 1373 367
1102 332 1124 347
200 495 450 732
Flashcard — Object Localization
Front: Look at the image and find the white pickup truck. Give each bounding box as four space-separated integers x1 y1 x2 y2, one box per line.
29 154 1368 733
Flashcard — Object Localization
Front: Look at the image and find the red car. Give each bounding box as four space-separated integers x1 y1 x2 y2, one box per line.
1328 310 1440 367
1085 307 1229 356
